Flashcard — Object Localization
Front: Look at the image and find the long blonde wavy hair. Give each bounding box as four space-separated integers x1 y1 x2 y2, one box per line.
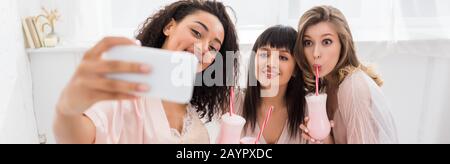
294 5 383 92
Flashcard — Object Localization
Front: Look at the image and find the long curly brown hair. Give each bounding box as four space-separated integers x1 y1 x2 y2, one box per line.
135 0 239 121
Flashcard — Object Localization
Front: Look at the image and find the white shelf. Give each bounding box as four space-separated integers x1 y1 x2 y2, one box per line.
26 46 89 54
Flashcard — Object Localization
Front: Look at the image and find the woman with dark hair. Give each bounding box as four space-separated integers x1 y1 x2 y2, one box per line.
236 25 307 144
54 0 239 144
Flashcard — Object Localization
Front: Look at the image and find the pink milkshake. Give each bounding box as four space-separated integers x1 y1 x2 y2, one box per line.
240 136 259 144
216 113 246 144
306 93 331 141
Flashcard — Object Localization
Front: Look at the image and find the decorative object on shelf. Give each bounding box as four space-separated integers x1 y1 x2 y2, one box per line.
22 7 60 49
35 7 60 47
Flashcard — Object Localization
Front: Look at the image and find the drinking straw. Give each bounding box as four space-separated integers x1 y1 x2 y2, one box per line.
255 106 274 144
315 65 320 96
230 87 235 116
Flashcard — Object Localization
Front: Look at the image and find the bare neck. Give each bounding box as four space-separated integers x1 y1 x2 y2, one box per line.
260 84 288 112
161 100 188 133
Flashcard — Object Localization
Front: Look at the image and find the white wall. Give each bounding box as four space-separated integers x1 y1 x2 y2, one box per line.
379 55 450 143
360 40 450 143
0 0 39 144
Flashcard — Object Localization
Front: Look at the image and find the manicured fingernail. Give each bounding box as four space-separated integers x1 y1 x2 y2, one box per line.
140 65 150 72
138 84 149 92
135 40 142 46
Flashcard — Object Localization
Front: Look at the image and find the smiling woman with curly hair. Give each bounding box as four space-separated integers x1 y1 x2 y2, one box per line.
54 0 239 144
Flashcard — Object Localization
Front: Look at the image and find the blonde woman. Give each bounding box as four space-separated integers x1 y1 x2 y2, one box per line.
295 6 398 144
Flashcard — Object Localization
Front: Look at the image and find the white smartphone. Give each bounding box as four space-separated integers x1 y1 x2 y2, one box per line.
102 46 199 104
